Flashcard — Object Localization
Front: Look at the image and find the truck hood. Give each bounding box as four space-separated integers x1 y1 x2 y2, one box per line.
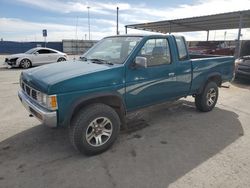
21 60 124 94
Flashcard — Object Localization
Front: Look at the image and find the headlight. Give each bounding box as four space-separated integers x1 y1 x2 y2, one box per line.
10 57 18 62
37 92 58 110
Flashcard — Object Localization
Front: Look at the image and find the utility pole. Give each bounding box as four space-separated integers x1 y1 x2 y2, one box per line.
75 16 78 55
236 13 243 58
75 16 78 40
224 31 227 41
116 7 119 35
87 6 91 40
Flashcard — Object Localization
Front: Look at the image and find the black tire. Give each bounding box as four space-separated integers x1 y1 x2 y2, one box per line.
195 82 218 112
69 103 121 155
57 57 66 62
20 59 32 69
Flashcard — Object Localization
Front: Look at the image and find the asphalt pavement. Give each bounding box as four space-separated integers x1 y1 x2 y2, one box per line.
0 56 250 188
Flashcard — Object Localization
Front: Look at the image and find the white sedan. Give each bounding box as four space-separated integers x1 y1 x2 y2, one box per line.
4 47 68 68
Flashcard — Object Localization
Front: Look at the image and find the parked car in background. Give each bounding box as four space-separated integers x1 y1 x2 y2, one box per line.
5 47 68 68
235 56 250 79
189 41 235 56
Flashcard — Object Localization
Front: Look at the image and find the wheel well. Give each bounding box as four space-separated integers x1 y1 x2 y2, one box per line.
21 58 31 62
197 75 222 95
70 96 126 128
57 57 66 61
19 58 32 67
208 75 222 87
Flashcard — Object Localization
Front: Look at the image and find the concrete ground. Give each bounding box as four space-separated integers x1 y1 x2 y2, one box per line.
0 55 250 188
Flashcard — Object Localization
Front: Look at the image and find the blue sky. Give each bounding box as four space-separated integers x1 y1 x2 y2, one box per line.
0 0 250 41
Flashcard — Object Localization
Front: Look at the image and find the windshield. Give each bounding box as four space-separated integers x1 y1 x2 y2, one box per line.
83 36 142 64
25 48 37 54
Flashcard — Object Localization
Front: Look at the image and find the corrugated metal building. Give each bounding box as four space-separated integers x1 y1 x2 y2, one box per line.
63 40 98 55
0 41 63 54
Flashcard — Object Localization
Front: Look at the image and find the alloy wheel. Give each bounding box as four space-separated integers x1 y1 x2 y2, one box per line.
85 117 113 147
206 88 217 106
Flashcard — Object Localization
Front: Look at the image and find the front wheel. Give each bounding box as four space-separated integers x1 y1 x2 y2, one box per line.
195 82 218 112
69 103 121 155
20 59 32 69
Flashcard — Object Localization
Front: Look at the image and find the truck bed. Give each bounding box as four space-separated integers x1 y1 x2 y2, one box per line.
190 54 223 59
189 55 235 95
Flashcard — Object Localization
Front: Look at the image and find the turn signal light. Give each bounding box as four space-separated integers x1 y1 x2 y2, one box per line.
50 95 57 110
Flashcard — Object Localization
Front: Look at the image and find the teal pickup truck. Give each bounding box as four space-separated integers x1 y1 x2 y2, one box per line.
18 35 235 155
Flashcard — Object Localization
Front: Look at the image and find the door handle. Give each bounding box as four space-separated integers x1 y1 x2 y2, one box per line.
168 73 175 77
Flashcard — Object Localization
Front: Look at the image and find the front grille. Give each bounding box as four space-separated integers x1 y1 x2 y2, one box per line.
22 82 25 90
31 90 37 100
25 86 31 95
21 80 38 101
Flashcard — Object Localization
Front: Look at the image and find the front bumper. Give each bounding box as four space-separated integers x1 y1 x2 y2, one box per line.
5 58 18 67
18 90 57 127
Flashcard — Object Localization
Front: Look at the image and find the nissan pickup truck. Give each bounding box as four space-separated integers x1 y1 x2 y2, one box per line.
18 35 235 155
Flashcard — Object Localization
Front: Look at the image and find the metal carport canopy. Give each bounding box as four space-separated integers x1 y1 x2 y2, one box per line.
125 10 250 34
125 9 250 57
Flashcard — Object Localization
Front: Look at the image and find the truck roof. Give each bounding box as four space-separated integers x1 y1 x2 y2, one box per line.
105 34 170 38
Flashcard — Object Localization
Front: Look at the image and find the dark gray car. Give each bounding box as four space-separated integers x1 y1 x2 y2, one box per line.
235 56 250 79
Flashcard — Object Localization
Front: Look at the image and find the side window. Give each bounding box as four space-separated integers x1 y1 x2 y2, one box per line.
139 38 171 66
37 49 50 54
175 36 188 60
49 50 57 53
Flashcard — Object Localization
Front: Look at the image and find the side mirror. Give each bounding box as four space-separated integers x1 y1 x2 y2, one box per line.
34 52 39 55
135 56 147 68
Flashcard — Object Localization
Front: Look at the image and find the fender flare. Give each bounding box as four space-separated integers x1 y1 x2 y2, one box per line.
61 91 126 127
197 72 222 94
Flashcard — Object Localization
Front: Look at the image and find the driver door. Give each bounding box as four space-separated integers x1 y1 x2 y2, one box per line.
34 49 51 64
125 37 178 110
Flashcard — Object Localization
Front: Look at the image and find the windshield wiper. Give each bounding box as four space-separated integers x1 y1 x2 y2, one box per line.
89 58 114 65
79 57 114 65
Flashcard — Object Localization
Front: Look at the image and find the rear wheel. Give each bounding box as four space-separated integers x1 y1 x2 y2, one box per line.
69 103 120 155
195 82 218 112
20 59 32 69
57 57 66 62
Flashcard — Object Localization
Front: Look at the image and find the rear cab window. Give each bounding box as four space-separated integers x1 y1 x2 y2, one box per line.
175 36 189 61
